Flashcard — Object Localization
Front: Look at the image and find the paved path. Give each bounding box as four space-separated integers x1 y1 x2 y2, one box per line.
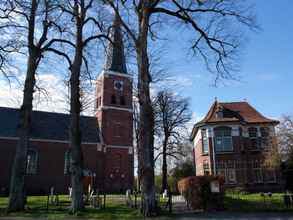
166 212 293 220
1 212 293 220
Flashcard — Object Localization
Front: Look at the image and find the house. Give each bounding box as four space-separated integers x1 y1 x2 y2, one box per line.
190 100 283 192
0 16 134 195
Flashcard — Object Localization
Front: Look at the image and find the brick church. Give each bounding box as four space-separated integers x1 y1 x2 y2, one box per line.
0 17 133 195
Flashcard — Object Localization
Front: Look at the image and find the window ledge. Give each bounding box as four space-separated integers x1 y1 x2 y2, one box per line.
215 151 234 154
201 153 209 156
265 181 277 184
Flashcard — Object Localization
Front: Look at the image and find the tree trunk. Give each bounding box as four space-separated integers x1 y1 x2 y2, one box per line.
8 54 38 211
70 2 84 212
137 9 156 217
8 0 39 211
161 138 168 193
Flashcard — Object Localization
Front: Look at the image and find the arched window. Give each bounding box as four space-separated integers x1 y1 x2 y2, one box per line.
214 126 233 152
111 95 116 104
120 96 126 105
64 150 72 175
26 149 38 174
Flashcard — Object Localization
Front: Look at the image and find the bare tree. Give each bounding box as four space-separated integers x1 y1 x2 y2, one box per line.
104 0 257 216
45 0 109 212
0 0 64 211
153 90 191 192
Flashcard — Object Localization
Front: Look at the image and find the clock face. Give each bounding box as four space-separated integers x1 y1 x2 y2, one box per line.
114 80 123 91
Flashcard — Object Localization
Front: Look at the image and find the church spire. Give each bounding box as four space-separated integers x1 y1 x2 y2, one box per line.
104 14 127 74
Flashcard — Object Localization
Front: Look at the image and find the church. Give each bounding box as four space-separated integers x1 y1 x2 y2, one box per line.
0 17 134 195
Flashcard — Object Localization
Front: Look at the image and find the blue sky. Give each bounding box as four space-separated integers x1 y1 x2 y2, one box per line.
0 1 292 121
161 0 293 121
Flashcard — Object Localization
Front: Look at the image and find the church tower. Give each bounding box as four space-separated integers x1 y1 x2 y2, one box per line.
96 15 133 192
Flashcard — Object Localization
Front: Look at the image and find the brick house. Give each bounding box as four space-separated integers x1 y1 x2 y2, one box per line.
190 100 283 192
0 16 133 195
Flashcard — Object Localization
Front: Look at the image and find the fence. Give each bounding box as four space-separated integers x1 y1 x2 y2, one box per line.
42 191 174 213
225 191 293 211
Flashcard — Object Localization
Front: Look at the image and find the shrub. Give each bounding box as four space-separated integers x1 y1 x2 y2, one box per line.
178 175 225 211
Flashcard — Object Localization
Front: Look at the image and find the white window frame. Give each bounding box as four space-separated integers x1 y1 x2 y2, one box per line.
214 127 233 152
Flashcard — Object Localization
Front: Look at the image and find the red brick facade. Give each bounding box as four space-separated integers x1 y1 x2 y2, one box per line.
95 71 134 193
191 101 284 192
0 71 134 195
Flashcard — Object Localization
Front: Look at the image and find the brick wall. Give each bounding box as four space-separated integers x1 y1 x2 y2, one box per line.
0 139 133 195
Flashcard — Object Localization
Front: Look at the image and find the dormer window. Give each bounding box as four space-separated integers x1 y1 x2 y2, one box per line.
216 110 223 118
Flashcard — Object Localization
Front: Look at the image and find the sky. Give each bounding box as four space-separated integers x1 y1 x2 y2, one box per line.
164 0 293 122
0 0 292 125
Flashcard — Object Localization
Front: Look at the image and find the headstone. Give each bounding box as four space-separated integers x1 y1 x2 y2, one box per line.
163 189 168 199
126 189 133 207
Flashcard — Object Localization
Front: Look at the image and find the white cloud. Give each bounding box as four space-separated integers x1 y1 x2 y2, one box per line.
0 73 96 116
186 111 205 133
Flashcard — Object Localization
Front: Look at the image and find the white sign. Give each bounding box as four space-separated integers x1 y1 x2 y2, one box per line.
210 181 220 193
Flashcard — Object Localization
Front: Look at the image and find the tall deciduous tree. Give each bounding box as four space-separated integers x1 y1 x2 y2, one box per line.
105 0 257 216
0 0 60 211
154 90 191 192
46 0 109 212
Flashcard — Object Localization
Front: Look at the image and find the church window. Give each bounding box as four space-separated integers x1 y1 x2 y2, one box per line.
26 149 38 175
120 96 126 105
111 95 116 104
64 150 72 175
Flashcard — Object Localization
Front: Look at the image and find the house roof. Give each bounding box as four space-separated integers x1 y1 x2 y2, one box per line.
0 107 100 143
190 101 279 140
104 14 127 74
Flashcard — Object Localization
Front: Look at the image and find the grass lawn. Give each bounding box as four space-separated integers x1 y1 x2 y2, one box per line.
0 195 142 219
224 192 293 212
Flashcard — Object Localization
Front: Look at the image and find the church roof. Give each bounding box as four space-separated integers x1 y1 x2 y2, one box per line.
104 14 127 74
190 101 279 140
0 107 100 143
